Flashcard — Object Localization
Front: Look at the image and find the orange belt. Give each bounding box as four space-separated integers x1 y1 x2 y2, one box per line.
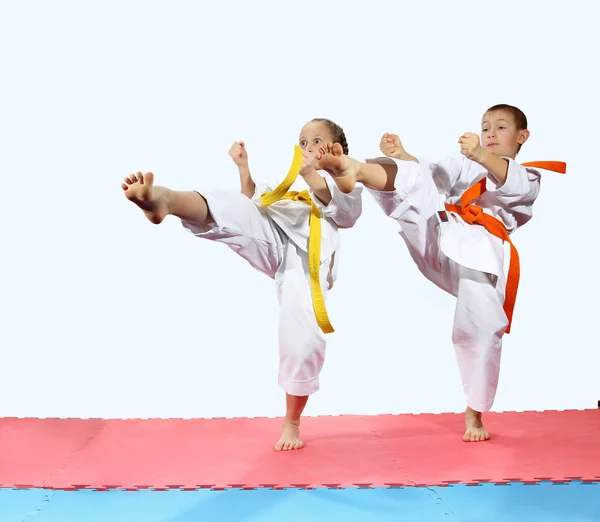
443 160 566 333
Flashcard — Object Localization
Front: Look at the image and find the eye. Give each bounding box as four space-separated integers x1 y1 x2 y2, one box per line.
314 139 322 144
300 140 307 147
498 126 505 130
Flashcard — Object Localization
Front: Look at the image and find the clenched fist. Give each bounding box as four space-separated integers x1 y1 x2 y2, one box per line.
380 133 406 159
229 141 248 166
458 133 485 162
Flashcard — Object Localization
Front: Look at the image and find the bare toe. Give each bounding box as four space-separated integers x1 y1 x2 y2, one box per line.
274 422 304 452
463 407 490 443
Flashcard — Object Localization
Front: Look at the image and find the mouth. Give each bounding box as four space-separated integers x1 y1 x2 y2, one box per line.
487 143 499 148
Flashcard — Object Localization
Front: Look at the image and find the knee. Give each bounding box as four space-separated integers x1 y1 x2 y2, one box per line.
452 312 507 354
279 327 326 377
280 332 325 364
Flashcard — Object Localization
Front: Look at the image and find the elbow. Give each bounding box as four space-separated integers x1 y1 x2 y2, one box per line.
334 219 357 229
332 212 361 229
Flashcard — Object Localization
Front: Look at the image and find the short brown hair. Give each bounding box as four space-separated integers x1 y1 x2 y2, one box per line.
486 104 528 130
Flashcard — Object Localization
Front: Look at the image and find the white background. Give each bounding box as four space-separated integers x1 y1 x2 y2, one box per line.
1 0 597 419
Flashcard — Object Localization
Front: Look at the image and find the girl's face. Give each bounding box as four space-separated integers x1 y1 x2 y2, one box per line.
299 121 333 158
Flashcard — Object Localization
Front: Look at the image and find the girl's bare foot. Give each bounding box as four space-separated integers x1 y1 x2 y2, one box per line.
274 420 304 451
463 406 490 442
121 172 170 224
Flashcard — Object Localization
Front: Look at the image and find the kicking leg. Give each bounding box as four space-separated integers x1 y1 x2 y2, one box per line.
317 133 418 194
317 143 398 194
122 171 212 226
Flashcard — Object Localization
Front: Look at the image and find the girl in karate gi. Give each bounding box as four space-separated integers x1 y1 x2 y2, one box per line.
317 104 564 442
121 118 363 450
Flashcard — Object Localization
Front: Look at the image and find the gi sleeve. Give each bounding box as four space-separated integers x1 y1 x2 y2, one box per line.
310 174 363 229
486 157 541 227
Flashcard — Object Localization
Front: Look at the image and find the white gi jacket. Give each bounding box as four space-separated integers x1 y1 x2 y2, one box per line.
401 155 542 277
252 171 363 263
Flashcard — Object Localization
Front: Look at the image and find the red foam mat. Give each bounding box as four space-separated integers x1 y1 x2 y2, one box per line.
0 410 598 489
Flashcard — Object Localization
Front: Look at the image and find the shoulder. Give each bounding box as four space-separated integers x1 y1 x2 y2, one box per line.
506 157 542 182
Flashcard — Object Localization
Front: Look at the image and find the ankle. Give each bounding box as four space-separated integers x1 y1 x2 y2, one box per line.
465 406 482 419
356 162 367 184
158 186 173 212
282 418 300 428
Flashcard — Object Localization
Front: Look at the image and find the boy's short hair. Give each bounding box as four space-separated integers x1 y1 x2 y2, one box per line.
486 104 528 130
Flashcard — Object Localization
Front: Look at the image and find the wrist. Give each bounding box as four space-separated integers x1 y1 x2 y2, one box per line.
474 148 489 165
399 151 416 162
300 167 319 181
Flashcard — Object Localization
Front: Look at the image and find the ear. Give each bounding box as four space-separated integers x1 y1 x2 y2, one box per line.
518 129 530 145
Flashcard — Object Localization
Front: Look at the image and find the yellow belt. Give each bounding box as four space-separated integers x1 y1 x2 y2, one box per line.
260 145 334 334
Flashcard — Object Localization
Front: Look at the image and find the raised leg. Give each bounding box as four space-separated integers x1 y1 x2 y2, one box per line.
122 171 212 226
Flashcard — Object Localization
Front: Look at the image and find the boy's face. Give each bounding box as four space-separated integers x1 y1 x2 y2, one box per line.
481 110 530 159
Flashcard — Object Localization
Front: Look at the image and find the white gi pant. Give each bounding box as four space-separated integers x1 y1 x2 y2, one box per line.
181 189 332 396
367 166 508 413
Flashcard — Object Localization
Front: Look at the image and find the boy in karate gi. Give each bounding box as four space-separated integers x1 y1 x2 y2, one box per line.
318 104 564 441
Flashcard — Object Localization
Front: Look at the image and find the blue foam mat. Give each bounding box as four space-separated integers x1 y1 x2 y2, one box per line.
0 482 598 522
0 488 54 521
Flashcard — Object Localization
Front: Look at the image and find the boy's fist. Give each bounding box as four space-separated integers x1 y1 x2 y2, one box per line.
458 133 484 162
379 133 405 159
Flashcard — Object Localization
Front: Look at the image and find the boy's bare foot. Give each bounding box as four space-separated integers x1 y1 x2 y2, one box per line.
274 420 304 451
463 406 490 442
317 142 360 194
121 172 169 224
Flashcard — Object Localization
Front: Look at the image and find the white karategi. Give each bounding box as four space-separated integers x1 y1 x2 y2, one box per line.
181 173 363 396
366 154 541 412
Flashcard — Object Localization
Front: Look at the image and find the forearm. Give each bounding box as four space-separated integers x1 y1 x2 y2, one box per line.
396 151 419 164
303 169 332 205
475 151 509 186
238 164 256 199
